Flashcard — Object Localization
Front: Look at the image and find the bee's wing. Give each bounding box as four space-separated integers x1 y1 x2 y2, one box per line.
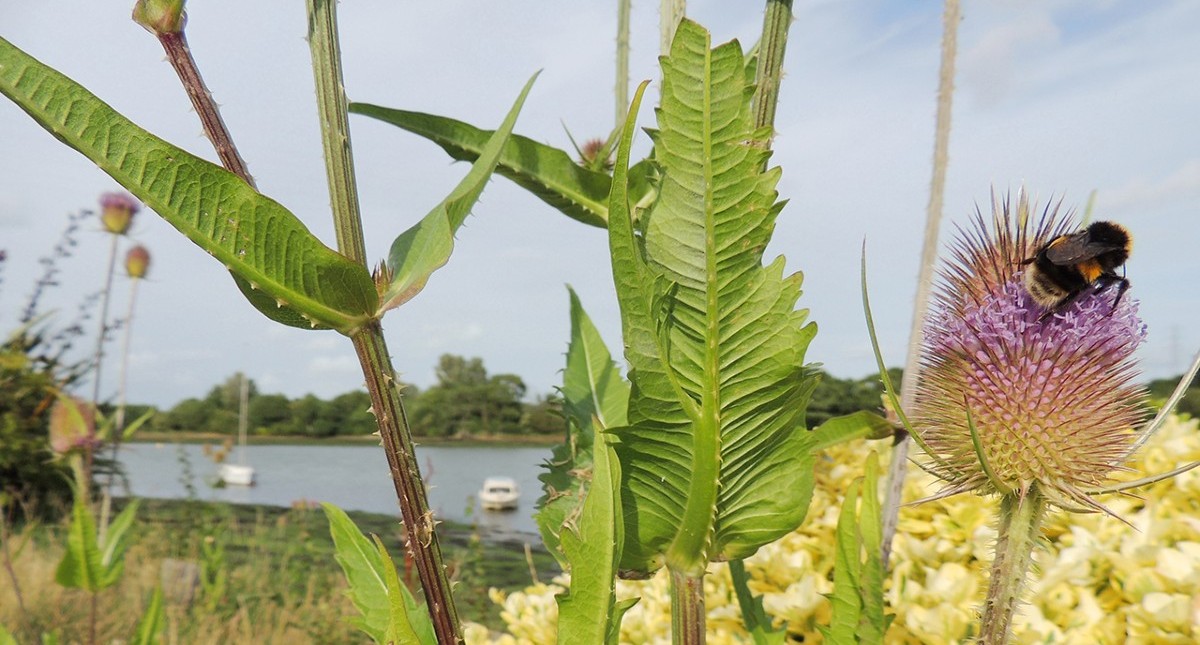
1044 232 1123 264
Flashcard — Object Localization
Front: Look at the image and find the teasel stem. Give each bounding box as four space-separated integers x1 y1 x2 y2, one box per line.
100 270 144 539
670 568 706 645
751 0 793 142
980 487 1047 645
156 31 256 189
660 0 686 57
85 233 120 499
880 0 961 567
307 1 461 641
615 0 631 128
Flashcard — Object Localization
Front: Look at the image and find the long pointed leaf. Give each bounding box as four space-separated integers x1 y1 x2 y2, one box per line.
321 503 434 645
0 37 377 334
378 73 537 312
608 20 821 576
535 287 630 564
56 495 103 592
819 453 892 643
352 104 609 228
130 587 165 645
99 499 140 588
555 429 634 644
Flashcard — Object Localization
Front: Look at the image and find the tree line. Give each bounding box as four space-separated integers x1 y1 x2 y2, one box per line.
136 354 563 439
132 357 1200 440
131 354 913 439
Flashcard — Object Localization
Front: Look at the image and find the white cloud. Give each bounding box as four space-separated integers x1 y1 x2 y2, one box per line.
959 14 1061 108
1101 160 1200 214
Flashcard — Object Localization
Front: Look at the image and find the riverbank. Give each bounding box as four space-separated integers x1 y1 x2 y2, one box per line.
0 498 560 643
131 430 564 447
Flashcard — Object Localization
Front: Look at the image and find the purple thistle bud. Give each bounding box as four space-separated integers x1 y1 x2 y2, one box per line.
99 192 141 235
125 245 151 279
913 194 1148 513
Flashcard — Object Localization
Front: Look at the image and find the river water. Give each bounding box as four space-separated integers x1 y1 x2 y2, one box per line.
116 442 552 539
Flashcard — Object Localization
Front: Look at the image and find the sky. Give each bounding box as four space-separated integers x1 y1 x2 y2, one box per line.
1 1 1198 409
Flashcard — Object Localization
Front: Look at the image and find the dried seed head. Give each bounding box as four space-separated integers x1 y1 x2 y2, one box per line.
913 193 1148 512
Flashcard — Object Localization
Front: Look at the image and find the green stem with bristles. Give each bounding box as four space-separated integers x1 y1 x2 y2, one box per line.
751 0 793 140
980 487 1046 645
306 2 462 641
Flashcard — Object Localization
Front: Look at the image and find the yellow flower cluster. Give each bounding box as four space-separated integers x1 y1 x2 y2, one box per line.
467 415 1200 644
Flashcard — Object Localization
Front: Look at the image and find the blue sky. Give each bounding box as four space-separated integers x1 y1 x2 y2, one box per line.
2 1 1197 408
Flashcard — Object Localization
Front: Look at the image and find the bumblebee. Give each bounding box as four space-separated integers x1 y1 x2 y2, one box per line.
1021 221 1132 318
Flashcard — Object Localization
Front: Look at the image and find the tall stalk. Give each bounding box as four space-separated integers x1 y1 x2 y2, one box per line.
141 1 463 639
660 0 686 56
751 0 793 140
980 488 1047 644
880 0 961 567
615 0 631 128
306 1 462 641
84 233 120 499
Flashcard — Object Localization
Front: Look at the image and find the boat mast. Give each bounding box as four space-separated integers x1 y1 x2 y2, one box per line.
238 373 249 466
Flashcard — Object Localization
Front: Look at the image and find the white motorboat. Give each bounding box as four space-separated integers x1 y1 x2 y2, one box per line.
478 476 520 511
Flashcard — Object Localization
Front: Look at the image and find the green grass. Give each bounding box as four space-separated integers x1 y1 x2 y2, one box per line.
0 498 560 643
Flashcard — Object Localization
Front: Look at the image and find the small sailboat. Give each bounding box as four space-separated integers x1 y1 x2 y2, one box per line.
478 476 520 511
219 374 256 486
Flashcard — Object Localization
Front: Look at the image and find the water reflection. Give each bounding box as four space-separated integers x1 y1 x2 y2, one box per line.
116 442 550 537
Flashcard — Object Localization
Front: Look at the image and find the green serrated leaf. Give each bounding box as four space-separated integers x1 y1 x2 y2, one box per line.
321 503 433 645
56 494 103 592
130 587 164 645
0 622 17 645
535 287 630 565
377 73 537 313
821 479 864 643
555 428 634 644
607 20 821 576
819 452 891 644
0 37 377 335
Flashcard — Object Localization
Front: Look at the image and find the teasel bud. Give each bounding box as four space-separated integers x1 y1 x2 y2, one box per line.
125 245 151 279
49 397 98 455
578 137 613 171
912 193 1148 511
99 192 140 235
132 0 186 35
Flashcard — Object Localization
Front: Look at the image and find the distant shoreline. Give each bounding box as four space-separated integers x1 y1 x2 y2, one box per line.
129 430 563 448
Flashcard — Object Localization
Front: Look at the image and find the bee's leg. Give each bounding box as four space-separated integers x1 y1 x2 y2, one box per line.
1108 276 1131 313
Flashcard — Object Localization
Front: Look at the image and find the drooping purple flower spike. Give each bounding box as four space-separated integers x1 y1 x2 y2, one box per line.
912 193 1148 514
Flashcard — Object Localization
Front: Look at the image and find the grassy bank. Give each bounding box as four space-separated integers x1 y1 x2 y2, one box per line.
0 498 560 643
131 431 564 447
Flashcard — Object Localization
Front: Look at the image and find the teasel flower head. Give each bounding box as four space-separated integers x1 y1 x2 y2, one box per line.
911 193 1149 514
125 245 151 279
99 192 140 235
49 396 99 455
